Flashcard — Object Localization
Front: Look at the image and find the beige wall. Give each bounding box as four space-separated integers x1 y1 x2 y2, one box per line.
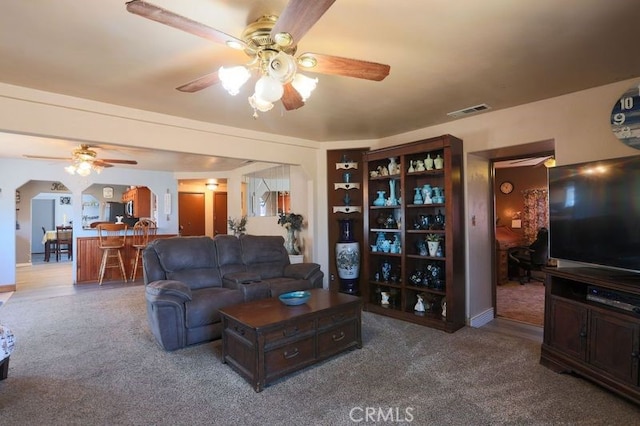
2 77 640 325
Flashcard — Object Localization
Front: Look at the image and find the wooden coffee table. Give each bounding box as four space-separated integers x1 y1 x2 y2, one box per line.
219 289 362 392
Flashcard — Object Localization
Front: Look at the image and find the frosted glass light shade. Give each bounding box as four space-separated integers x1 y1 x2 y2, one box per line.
291 73 318 101
267 52 297 83
248 94 274 112
218 66 251 96
255 76 284 103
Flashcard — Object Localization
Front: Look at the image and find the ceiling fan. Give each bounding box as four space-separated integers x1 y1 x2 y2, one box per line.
125 0 391 117
25 144 138 176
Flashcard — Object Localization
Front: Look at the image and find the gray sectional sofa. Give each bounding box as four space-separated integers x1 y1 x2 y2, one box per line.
142 234 324 350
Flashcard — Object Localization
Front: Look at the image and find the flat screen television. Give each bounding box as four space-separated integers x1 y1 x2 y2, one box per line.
549 155 640 274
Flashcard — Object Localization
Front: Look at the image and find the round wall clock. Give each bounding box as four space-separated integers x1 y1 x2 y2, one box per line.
499 181 514 194
611 83 640 149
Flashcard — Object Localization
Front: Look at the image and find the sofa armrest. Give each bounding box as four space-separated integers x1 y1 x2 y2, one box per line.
145 280 192 302
284 263 321 280
223 272 270 302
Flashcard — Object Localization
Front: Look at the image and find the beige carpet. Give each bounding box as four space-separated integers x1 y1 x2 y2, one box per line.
2 284 640 425
497 280 545 326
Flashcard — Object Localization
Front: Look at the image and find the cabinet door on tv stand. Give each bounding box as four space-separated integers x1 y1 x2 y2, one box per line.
589 310 640 386
547 297 588 361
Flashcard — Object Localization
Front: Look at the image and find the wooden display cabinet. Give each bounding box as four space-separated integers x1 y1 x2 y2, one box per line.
362 135 465 332
541 267 640 405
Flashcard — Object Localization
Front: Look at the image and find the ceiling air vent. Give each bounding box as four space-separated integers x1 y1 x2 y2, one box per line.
447 103 491 118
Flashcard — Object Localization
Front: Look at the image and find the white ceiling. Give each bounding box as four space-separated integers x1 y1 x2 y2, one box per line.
1 0 639 172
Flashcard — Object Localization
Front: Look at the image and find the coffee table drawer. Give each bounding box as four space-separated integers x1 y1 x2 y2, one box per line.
317 320 359 358
264 319 315 345
317 305 359 330
225 317 257 341
265 337 314 379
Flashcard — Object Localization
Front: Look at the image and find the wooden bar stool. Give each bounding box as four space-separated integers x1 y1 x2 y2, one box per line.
130 219 156 281
97 223 128 285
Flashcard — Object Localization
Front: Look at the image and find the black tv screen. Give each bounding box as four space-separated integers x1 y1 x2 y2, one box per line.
549 155 640 273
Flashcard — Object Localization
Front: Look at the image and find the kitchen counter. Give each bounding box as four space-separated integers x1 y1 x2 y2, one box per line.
75 234 176 283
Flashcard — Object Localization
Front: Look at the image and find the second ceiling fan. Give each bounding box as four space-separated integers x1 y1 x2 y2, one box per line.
126 0 390 117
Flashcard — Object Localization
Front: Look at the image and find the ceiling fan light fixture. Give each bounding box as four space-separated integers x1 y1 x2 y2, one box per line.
297 55 317 69
248 94 274 112
254 75 284 103
218 66 251 96
291 73 318 101
267 52 297 83
76 166 91 177
65 165 77 175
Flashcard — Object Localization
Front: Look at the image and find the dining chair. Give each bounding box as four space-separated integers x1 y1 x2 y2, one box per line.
130 219 157 281
55 225 73 261
96 223 128 285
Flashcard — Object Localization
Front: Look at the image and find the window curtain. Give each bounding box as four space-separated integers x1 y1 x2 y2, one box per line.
522 188 549 244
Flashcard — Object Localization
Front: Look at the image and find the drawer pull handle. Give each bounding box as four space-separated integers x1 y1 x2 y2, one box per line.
284 348 299 359
332 331 345 342
283 326 299 337
234 326 245 336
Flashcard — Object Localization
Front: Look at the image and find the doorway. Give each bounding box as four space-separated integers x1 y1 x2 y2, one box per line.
32 199 55 259
493 153 552 327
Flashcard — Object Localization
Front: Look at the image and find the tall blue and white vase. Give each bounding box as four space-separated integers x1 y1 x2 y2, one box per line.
336 219 360 295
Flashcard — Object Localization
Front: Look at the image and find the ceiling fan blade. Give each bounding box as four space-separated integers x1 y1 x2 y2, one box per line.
126 0 245 47
298 53 390 81
23 155 70 161
270 0 336 46
176 72 221 93
281 83 304 111
92 160 115 168
99 159 138 165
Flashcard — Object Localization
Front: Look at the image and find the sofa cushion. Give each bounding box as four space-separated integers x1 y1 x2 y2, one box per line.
152 236 222 289
185 287 244 328
166 269 221 290
215 235 247 277
239 235 288 279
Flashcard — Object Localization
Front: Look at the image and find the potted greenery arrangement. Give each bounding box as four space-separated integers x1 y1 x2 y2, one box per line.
278 212 304 262
426 233 441 257
227 216 247 236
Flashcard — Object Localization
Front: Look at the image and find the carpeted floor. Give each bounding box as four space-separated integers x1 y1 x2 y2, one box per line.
1 284 639 425
496 280 545 326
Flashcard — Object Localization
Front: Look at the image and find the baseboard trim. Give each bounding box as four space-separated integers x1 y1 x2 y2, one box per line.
469 307 494 328
0 284 16 293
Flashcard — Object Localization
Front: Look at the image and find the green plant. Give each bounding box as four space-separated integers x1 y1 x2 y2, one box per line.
277 212 304 231
426 233 441 242
228 216 247 234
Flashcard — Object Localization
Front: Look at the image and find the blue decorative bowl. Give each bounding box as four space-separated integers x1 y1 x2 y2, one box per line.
279 291 311 306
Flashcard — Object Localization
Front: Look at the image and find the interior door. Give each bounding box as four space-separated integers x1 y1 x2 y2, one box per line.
213 192 228 235
178 192 205 236
31 199 55 254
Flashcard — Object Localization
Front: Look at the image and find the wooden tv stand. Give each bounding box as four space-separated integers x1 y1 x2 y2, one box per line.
541 267 640 405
